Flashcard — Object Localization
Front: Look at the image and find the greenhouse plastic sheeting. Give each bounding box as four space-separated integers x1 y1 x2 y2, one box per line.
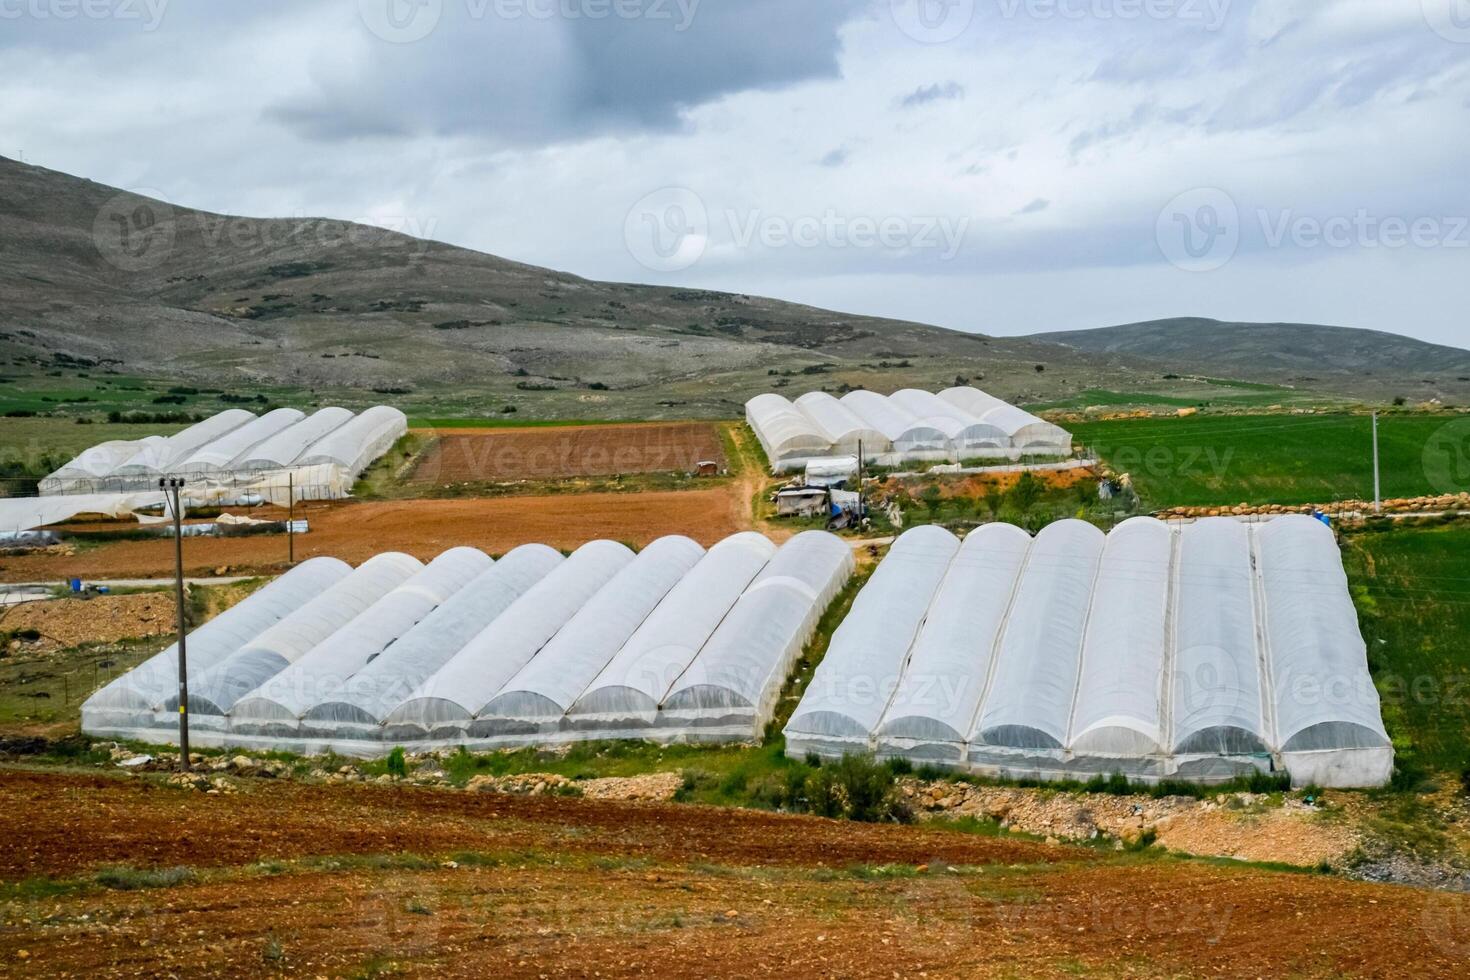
296 406 408 480
874 523 1031 761
784 524 960 757
229 548 493 734
114 410 257 478
663 531 856 739
179 552 423 724
745 386 1072 472
789 518 1393 789
301 545 564 736
385 540 637 737
84 532 852 756
567 532 776 733
81 558 353 735
794 392 891 458
38 405 406 499
177 408 306 473
1257 517 1392 786
480 535 706 737
971 520 1104 755
745 394 830 472
234 408 354 471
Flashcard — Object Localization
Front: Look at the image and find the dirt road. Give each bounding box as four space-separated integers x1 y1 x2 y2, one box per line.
0 488 747 582
2 769 1466 978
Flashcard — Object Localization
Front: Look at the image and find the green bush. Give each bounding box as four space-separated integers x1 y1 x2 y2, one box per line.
386 746 407 779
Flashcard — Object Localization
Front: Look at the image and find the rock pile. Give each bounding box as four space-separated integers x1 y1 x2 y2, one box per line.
1155 492 1470 521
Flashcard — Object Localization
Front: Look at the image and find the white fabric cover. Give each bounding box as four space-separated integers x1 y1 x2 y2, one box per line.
876 523 1031 756
744 394 830 471
296 406 409 480
664 531 855 734
1257 517 1390 753
0 492 167 532
113 410 257 477
81 558 352 725
229 548 491 727
385 541 634 731
939 387 1071 453
569 532 776 725
1069 518 1172 759
890 389 1008 452
233 408 354 471
793 392 891 457
482 535 707 726
181 552 422 716
176 408 306 473
973 520 1105 751
1171 518 1269 755
785 525 959 749
304 545 563 729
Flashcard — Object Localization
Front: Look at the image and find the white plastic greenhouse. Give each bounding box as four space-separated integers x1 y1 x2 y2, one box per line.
745 386 1072 471
38 405 408 499
83 531 854 756
786 516 1392 788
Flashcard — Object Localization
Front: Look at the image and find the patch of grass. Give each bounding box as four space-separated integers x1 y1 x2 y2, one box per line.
1342 522 1470 775
93 865 195 891
1068 411 1470 508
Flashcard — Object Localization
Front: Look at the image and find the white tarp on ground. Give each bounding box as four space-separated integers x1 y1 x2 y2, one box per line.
83 531 854 756
38 406 407 500
788 516 1392 788
746 386 1072 472
0 492 168 533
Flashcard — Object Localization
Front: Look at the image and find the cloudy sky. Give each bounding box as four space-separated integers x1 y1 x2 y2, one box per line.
3 0 1469 345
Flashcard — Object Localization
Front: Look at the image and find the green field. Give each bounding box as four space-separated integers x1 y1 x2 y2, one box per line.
1068 412 1470 508
1343 521 1470 775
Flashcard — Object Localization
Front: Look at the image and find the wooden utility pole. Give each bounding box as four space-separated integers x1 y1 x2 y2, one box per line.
287 472 295 565
161 477 190 768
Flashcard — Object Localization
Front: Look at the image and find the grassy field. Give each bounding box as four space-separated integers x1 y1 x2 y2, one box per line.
1343 520 1470 777
1068 411 1470 508
1025 379 1322 413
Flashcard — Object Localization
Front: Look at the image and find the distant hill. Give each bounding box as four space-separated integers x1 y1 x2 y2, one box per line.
3 156 1464 419
1030 318 1470 389
0 156 1154 418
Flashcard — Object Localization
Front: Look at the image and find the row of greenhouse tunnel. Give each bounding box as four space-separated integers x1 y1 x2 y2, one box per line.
83 516 1391 787
786 516 1391 788
82 531 856 752
746 386 1073 471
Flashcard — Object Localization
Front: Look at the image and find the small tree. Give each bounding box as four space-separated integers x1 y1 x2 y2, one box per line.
1009 471 1044 515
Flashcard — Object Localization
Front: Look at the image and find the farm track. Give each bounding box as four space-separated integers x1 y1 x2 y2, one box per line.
3 769 1468 977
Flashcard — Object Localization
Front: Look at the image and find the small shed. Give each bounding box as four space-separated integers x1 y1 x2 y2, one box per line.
775 488 830 518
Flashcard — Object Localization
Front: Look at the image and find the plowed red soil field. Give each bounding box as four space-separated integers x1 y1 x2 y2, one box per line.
411 423 726 483
0 488 745 582
2 769 1467 978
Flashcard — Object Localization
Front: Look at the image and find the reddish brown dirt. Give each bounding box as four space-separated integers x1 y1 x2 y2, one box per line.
2 770 1467 978
0 489 746 582
411 423 727 483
